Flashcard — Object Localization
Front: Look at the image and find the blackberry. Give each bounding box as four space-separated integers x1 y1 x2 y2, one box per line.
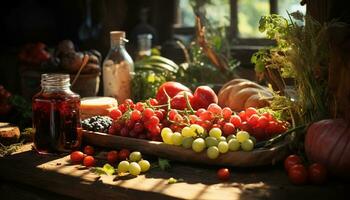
81 115 113 133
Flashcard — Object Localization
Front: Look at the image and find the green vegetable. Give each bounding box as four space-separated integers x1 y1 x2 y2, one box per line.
91 163 115 176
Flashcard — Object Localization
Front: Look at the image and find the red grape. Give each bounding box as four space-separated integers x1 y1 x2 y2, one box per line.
143 108 154 119
238 111 247 121
120 127 129 137
148 116 160 126
118 104 127 113
207 103 222 115
133 122 144 133
149 98 159 106
222 122 235 136
245 107 258 118
222 107 233 120
257 116 269 128
230 115 242 127
199 111 214 121
135 102 145 111
247 114 259 127
110 109 122 120
131 110 142 121
126 120 135 130
196 108 206 117
168 109 178 120
154 110 164 121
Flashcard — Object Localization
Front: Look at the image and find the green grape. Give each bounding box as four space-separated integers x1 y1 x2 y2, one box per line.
161 128 173 144
227 134 236 142
171 132 183 146
181 127 195 137
138 160 151 172
209 128 222 139
199 130 208 138
207 146 219 159
241 139 254 151
192 138 206 153
118 160 130 173
129 151 142 162
218 136 226 142
190 124 204 135
205 136 219 147
218 141 229 153
129 162 141 176
228 138 240 151
249 136 257 145
182 137 194 149
236 131 250 143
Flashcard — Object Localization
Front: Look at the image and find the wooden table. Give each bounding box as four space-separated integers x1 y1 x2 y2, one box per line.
0 144 348 200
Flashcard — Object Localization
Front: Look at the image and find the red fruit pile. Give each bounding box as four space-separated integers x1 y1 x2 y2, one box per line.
108 99 165 141
234 107 288 141
107 95 288 142
284 154 328 185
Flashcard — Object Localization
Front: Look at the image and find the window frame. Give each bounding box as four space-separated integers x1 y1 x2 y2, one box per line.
173 0 279 47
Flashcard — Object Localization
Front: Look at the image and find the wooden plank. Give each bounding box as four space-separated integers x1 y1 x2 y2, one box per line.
0 144 349 200
83 130 289 167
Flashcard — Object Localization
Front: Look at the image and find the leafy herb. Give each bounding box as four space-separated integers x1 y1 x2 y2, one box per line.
0 142 23 157
158 158 171 171
91 163 115 176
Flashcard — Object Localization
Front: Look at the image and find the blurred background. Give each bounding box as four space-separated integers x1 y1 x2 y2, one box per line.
0 0 305 96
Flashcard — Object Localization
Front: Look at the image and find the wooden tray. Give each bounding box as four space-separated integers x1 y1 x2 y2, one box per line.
83 130 289 167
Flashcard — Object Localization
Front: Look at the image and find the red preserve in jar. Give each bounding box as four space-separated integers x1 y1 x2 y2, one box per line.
32 74 82 154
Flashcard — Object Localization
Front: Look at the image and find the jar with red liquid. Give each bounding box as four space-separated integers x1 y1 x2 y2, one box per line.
32 74 82 154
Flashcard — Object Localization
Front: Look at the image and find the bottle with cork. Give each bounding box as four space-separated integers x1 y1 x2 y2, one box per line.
103 31 134 103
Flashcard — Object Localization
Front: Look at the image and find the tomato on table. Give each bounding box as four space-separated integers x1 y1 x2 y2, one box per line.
288 164 308 185
308 163 327 184
217 168 230 181
284 154 302 171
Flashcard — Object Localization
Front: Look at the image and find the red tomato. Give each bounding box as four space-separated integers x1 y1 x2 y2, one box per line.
107 150 119 164
284 155 302 171
70 151 85 163
288 164 308 185
170 91 194 110
118 149 130 161
83 156 96 167
83 145 95 156
191 86 218 110
308 163 327 184
156 82 191 105
217 168 230 181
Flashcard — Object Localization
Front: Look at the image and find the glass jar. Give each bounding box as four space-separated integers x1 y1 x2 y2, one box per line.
137 33 152 60
32 74 82 154
103 31 134 103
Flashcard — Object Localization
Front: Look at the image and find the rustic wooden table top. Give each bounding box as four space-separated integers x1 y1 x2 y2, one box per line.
0 144 348 200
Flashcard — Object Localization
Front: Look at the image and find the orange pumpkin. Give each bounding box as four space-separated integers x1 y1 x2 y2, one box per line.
218 79 273 111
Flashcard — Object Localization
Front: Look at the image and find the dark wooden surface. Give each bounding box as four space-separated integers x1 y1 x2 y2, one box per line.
0 144 349 200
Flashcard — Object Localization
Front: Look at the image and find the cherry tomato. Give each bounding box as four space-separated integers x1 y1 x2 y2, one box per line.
107 150 119 164
217 168 230 181
83 156 96 167
288 164 308 185
284 155 302 171
70 151 85 163
118 149 130 161
83 145 95 156
308 163 327 184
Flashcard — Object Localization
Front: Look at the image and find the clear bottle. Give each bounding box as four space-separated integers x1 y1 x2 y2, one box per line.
103 31 134 103
32 74 82 154
137 33 152 60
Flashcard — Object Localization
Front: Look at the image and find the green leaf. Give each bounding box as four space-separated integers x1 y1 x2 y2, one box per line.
158 158 171 171
90 164 115 176
103 163 115 175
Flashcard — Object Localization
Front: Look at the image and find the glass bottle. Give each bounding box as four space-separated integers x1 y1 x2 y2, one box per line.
137 33 152 60
32 74 82 154
103 31 134 103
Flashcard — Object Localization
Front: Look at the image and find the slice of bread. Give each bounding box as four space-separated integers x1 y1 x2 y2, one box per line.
80 97 118 119
0 122 20 145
